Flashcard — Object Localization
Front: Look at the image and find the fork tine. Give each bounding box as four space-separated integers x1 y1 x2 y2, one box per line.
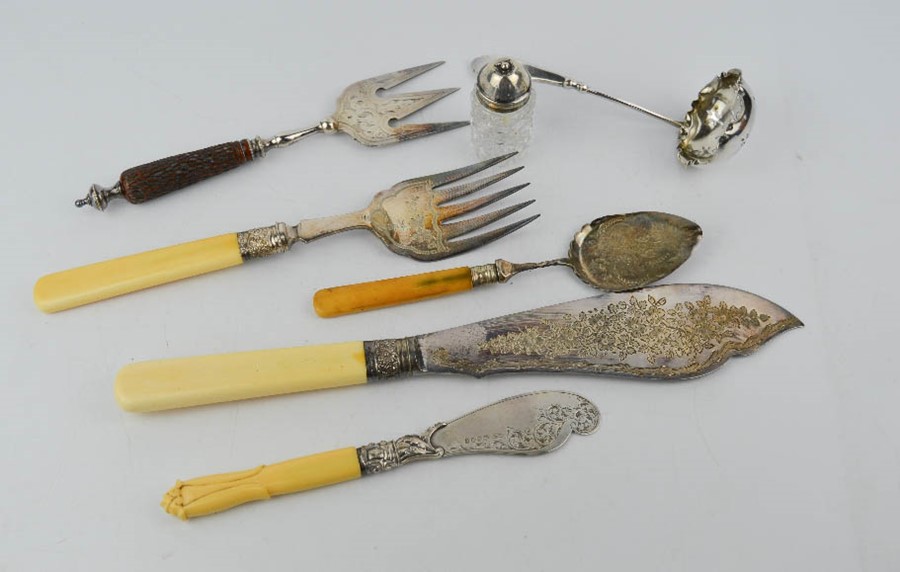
439 183 531 220
442 200 536 239
434 167 525 204
446 214 541 255
364 61 446 91
384 88 460 120
392 121 470 143
418 152 518 188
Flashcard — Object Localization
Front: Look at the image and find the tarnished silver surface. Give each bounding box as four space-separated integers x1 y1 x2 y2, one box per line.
235 153 537 263
410 284 801 379
356 391 599 476
567 212 702 290
474 56 754 166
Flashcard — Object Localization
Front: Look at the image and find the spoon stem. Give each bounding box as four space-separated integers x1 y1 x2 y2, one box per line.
578 86 684 129
525 63 684 128
495 258 570 282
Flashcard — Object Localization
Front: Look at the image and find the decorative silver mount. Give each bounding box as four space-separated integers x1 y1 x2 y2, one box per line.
363 337 422 380
75 182 123 211
357 423 445 475
236 223 295 259
470 258 567 287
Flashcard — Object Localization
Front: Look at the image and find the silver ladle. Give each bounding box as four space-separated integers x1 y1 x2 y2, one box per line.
474 56 754 166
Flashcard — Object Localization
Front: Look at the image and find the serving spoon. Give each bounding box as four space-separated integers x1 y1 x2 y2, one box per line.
313 211 701 317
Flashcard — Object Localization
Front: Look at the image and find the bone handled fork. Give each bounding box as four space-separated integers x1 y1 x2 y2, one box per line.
75 61 469 211
37 153 537 313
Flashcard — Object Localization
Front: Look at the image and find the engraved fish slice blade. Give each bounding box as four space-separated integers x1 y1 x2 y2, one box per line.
431 391 600 457
111 285 801 413
414 284 802 379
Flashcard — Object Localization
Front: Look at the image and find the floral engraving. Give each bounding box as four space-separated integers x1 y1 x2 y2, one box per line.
479 294 772 365
445 398 599 455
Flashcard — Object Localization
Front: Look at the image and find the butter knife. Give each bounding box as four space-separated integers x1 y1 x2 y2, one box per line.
116 284 802 412
162 390 599 519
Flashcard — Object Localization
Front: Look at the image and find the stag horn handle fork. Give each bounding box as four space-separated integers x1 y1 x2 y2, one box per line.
75 62 468 211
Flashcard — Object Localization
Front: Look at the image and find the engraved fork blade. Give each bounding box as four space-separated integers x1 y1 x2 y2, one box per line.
330 61 470 145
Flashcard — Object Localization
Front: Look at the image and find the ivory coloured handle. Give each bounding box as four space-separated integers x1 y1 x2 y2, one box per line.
162 447 361 520
313 266 474 317
34 233 243 313
115 341 368 412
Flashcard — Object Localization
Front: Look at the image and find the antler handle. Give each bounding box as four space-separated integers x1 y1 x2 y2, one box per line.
77 139 263 210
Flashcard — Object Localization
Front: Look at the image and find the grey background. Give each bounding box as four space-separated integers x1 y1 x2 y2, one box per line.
1 1 897 570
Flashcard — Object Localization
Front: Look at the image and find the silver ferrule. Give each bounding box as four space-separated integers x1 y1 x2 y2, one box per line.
363 337 422 380
236 222 297 259
470 263 501 287
471 259 544 286
247 136 268 158
356 424 445 475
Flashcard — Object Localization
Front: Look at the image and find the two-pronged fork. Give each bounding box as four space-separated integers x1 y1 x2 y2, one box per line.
37 154 536 313
75 62 469 211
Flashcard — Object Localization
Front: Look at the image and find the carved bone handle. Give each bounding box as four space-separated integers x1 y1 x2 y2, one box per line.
162 448 362 519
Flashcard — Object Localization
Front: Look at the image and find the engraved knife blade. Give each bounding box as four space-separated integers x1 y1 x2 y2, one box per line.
356 391 600 475
366 283 802 380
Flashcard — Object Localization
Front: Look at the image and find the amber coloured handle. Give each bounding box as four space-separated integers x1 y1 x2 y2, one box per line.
313 266 475 317
118 139 257 204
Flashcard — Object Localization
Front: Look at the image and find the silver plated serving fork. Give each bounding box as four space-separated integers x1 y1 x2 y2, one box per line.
37 154 536 312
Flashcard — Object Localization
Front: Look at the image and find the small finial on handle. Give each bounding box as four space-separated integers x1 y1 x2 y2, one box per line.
75 182 122 211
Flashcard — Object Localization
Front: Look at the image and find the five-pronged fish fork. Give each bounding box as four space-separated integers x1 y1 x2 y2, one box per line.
75 62 469 211
37 153 537 313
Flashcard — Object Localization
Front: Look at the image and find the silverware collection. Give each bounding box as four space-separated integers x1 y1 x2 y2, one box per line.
34 57 800 520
